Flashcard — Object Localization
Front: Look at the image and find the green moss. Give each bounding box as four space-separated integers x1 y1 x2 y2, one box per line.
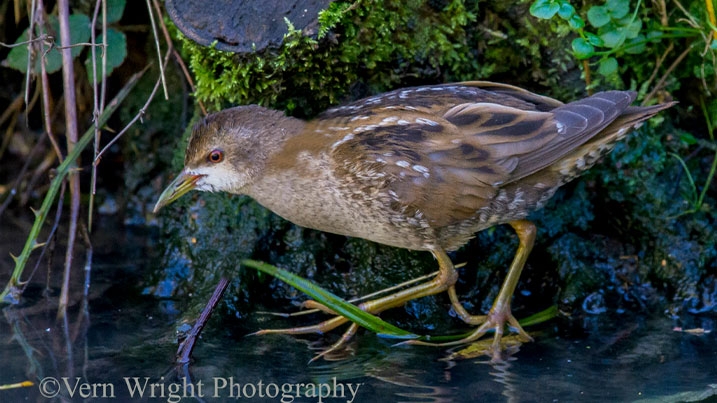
179 0 480 115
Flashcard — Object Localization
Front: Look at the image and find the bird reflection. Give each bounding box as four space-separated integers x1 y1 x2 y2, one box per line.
307 337 528 402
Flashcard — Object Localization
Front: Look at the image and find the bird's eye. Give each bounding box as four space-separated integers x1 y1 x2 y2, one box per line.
208 149 224 163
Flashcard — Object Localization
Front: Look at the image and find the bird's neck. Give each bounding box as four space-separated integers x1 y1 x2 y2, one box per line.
252 113 307 160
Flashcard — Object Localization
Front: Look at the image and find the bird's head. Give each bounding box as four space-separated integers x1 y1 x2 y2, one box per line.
153 105 291 213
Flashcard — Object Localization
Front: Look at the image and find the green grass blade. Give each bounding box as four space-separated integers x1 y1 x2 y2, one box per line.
0 70 145 304
241 259 418 339
515 304 559 327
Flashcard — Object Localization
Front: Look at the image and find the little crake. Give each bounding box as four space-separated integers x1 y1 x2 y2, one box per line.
154 81 673 360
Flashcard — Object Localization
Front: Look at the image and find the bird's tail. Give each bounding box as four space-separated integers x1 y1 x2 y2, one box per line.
604 101 677 140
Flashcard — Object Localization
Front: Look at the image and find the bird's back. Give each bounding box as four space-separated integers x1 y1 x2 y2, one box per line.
317 82 673 250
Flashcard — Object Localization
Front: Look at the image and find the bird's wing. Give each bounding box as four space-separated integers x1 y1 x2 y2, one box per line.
330 89 635 227
318 82 555 121
445 90 636 181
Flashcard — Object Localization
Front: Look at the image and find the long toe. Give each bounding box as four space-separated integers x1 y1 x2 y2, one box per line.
399 306 533 361
250 315 350 336
309 323 360 363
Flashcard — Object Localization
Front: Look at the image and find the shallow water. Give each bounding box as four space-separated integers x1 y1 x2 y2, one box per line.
1 218 716 403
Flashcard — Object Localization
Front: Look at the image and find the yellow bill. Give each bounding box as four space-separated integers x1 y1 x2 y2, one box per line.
153 170 204 213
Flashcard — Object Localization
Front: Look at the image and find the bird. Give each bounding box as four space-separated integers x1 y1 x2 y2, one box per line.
153 81 674 360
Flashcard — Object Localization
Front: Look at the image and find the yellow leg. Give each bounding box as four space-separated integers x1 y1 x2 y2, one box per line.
251 249 458 342
405 220 536 360
254 219 537 361
256 271 441 318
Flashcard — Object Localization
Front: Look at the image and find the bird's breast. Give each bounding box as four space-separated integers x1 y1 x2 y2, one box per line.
247 151 438 251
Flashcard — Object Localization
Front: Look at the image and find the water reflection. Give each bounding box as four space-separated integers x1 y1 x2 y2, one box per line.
311 348 456 402
1 222 716 402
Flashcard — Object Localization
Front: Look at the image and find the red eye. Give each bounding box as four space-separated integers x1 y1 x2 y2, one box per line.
208 150 224 163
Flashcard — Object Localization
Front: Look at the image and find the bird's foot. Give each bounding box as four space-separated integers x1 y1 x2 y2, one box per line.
441 334 525 361
250 314 358 361
399 306 532 362
250 267 457 360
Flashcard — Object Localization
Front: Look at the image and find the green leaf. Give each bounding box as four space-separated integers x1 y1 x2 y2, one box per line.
624 19 642 39
625 34 647 55
624 34 646 54
571 37 595 59
557 3 575 19
568 15 585 29
600 29 626 48
6 14 91 74
529 0 561 19
646 30 663 42
85 29 127 81
585 32 604 46
587 6 611 28
606 0 629 19
679 132 698 145
597 57 618 76
106 0 126 24
241 259 419 339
